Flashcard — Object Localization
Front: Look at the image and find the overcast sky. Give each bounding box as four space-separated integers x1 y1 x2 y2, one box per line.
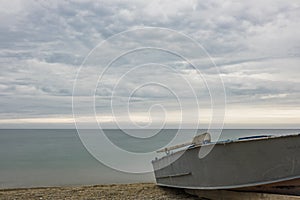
0 0 300 128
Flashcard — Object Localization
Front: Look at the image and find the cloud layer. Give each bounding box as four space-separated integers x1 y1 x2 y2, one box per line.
0 0 300 128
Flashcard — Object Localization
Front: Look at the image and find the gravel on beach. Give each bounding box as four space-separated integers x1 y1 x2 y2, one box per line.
0 183 199 200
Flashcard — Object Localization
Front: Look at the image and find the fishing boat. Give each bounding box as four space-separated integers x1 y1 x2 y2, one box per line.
152 132 300 195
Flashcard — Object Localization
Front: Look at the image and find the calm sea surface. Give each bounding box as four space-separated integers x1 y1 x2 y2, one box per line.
0 129 299 189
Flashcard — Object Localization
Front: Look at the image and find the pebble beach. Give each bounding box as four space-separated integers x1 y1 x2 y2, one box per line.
0 183 199 200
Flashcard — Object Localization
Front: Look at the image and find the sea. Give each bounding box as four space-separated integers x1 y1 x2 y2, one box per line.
0 129 299 189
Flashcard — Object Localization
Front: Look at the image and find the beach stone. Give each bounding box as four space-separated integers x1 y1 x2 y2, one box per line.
0 183 199 200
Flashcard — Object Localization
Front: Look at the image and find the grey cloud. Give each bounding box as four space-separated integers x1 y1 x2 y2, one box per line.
0 0 299 127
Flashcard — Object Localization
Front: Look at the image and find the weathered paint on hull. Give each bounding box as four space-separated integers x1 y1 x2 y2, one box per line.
152 134 300 195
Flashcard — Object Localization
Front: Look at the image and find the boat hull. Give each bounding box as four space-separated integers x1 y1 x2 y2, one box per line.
152 134 300 195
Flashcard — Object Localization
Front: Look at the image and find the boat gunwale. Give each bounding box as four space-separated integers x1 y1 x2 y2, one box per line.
153 132 300 163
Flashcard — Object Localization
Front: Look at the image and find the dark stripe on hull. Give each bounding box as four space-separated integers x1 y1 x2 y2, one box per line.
234 177 300 195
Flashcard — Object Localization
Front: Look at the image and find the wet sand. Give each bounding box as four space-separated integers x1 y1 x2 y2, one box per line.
0 183 199 200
